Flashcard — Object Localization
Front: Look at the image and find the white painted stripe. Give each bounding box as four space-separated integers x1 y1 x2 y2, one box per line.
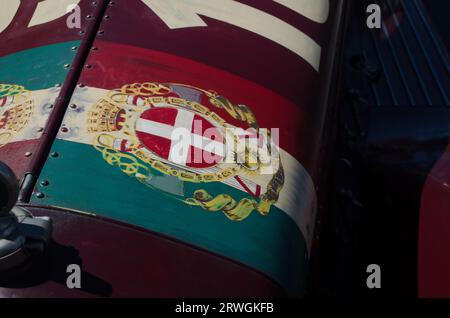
277 149 316 252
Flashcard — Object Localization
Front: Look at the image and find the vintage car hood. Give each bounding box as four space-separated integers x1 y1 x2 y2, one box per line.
0 0 345 296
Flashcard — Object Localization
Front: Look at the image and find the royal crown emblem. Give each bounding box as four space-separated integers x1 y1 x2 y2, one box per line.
0 84 34 147
87 82 284 221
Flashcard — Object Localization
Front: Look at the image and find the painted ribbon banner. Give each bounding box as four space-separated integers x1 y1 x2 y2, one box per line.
0 0 102 180
31 0 340 296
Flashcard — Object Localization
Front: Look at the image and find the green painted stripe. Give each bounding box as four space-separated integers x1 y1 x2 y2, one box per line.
0 41 80 90
33 139 308 296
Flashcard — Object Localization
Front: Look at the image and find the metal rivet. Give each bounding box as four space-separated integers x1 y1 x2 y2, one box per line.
55 83 61 88
36 192 45 199
61 127 69 133
109 1 115 5
91 47 98 51
104 15 110 20
78 83 85 88
98 30 104 35
85 64 92 69
71 46 78 51
79 30 85 35
64 64 70 69
25 152 32 157
70 104 77 109
37 127 44 132
41 180 49 187
47 104 54 109
86 15 93 20
92 1 98 5
51 152 59 158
